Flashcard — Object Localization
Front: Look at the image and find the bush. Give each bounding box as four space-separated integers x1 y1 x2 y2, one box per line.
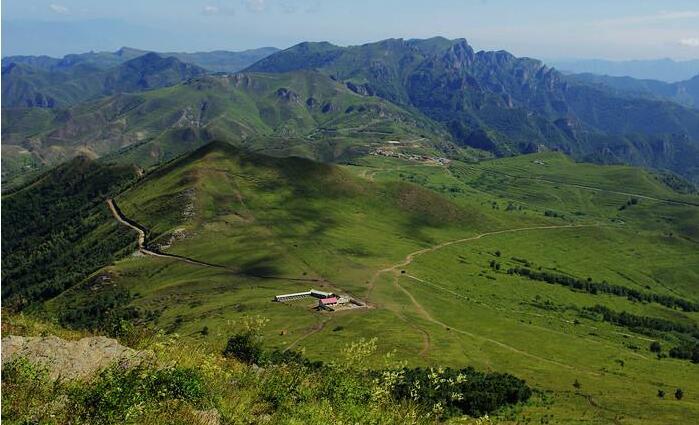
67 363 209 424
223 332 264 364
669 343 699 363
1 357 55 422
511 267 699 312
389 367 532 418
650 341 662 353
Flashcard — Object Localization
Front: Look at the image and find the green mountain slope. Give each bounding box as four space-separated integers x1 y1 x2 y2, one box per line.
246 37 699 180
1 157 139 308
2 53 207 108
2 46 279 73
2 70 453 182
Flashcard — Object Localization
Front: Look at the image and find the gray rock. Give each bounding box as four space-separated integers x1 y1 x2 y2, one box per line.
1 335 147 380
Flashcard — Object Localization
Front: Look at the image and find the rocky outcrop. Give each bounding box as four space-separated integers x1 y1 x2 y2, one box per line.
346 81 375 96
275 87 300 103
1 335 146 380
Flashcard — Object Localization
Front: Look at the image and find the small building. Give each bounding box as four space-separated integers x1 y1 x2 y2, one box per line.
274 289 335 303
274 291 312 302
310 289 333 299
318 297 338 308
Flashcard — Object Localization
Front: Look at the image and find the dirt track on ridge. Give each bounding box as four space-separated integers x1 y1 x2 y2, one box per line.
107 199 228 269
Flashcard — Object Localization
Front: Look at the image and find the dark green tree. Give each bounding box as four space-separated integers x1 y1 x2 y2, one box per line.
223 332 263 364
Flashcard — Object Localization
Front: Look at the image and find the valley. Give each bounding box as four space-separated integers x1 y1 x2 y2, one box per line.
15 143 692 424
2 34 699 424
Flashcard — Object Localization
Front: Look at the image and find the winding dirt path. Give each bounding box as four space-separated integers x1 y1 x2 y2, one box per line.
362 222 616 369
393 278 586 371
284 316 331 352
107 199 228 269
389 275 431 357
366 223 604 300
405 274 648 361
472 168 699 207
108 198 330 285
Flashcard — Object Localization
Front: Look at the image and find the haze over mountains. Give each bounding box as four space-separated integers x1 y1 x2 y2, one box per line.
549 58 699 83
567 73 699 110
2 46 279 73
3 37 699 185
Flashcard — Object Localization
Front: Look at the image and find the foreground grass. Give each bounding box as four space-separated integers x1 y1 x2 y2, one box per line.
3 313 519 424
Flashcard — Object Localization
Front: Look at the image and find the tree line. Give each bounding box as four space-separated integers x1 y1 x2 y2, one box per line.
509 267 699 312
1 157 137 310
583 305 699 339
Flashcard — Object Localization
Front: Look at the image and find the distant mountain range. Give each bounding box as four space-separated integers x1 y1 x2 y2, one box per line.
2 53 207 108
2 46 279 108
1 70 449 181
567 73 699 110
2 46 279 73
247 38 699 179
3 37 699 184
549 58 699 83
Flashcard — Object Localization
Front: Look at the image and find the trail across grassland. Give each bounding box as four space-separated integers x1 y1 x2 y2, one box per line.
107 198 326 283
364 222 608 370
473 168 699 207
107 199 229 269
366 223 604 299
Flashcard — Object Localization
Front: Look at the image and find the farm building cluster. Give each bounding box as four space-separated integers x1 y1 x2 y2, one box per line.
274 289 365 312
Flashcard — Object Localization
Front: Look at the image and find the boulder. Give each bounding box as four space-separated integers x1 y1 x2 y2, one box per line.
1 335 146 380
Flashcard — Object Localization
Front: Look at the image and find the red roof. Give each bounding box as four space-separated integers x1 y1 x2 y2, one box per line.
319 297 338 305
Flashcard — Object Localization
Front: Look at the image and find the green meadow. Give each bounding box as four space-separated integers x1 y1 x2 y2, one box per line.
49 144 699 424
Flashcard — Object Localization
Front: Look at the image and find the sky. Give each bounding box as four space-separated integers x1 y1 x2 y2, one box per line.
3 0 699 60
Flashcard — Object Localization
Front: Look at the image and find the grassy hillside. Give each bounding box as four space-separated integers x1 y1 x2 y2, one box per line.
32 142 699 423
1 157 139 309
3 314 531 425
2 71 453 183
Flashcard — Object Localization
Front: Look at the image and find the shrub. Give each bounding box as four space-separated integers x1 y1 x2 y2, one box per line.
1 357 55 422
668 343 699 363
388 367 532 418
66 363 209 424
223 331 264 364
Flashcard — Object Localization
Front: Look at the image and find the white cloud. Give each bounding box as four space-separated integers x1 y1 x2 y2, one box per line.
203 3 235 16
679 37 699 47
595 10 699 27
245 0 266 13
49 3 69 15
